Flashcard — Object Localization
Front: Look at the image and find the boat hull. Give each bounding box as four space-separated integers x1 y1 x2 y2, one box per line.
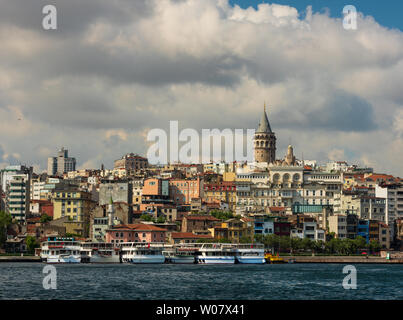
128 255 165 264
167 256 196 264
90 254 120 264
197 256 235 264
46 255 81 264
236 256 266 264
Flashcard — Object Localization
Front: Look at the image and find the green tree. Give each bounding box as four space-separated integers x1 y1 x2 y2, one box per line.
40 214 52 223
65 233 81 238
344 238 358 255
326 237 341 254
156 216 166 223
239 236 252 244
254 234 264 244
210 210 234 221
326 232 336 242
26 236 40 254
314 240 325 254
0 211 12 247
262 234 282 252
354 236 367 250
301 237 313 251
369 240 381 253
140 214 153 222
290 237 302 254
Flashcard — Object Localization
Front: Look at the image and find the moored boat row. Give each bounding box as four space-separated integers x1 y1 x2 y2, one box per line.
39 237 267 264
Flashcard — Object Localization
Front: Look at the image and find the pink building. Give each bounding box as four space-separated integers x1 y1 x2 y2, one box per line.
106 224 167 244
169 177 202 205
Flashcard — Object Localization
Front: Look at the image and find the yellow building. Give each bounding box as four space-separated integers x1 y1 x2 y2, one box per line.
203 182 237 212
52 189 95 236
223 172 236 182
217 218 254 243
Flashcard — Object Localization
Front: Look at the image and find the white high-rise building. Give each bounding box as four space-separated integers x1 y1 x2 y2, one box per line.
0 165 32 223
375 183 403 239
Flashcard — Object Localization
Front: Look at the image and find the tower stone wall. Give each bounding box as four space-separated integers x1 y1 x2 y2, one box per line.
254 105 276 163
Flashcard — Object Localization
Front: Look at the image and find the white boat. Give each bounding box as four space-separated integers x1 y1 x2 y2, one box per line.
196 243 236 264
40 237 81 264
121 242 166 264
163 245 198 264
80 242 121 263
234 244 266 264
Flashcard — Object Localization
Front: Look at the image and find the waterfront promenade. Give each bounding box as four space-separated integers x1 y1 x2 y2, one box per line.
1 255 402 263
0 256 41 263
281 255 403 264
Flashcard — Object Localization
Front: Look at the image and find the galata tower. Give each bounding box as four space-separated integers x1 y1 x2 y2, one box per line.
254 103 276 163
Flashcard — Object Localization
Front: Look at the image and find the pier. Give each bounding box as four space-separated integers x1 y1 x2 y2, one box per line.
281 256 403 264
0 256 42 263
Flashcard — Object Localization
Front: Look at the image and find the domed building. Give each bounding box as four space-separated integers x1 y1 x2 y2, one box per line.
273 144 298 166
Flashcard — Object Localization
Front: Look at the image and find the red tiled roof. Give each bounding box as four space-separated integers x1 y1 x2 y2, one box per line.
241 217 254 222
27 225 37 233
269 207 286 212
30 199 52 204
185 215 220 221
111 224 167 232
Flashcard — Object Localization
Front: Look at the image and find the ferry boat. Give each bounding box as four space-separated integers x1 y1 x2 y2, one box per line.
80 242 121 263
163 245 198 264
40 237 81 264
196 243 236 264
121 242 165 264
235 244 266 264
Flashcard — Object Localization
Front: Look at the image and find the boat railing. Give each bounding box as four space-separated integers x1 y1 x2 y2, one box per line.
199 243 237 250
234 243 264 250
80 242 116 250
120 242 170 249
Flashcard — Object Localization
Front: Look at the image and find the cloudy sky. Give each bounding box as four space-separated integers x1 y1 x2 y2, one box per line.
0 0 402 176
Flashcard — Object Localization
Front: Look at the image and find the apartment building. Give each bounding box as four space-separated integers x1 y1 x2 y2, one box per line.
0 165 33 223
328 215 347 239
113 153 148 172
47 147 76 176
52 188 95 236
203 181 236 211
169 178 202 205
340 194 386 221
375 183 403 239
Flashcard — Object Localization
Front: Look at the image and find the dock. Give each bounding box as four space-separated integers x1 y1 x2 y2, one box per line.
281 256 403 264
0 256 42 263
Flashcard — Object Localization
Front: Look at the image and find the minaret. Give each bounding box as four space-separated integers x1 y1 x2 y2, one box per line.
254 103 276 163
107 196 115 228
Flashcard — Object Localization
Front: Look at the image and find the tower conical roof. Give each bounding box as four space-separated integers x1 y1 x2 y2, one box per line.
256 104 272 133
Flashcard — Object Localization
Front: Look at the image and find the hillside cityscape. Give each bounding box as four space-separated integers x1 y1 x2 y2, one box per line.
1 107 402 255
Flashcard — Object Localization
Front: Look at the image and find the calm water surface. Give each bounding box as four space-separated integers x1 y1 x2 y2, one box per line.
0 263 402 300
